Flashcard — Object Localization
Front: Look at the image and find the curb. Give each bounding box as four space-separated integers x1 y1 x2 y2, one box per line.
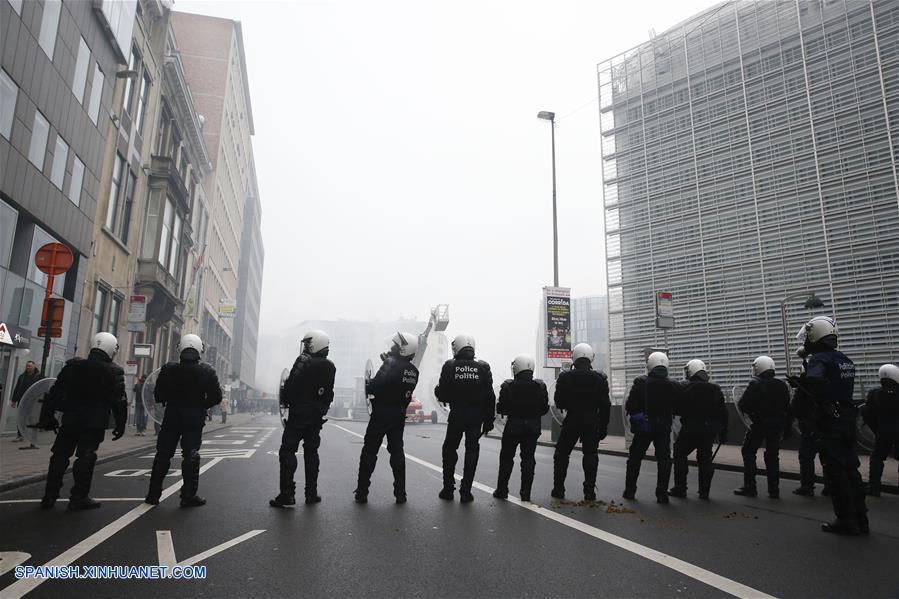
0 415 265 493
485 433 899 496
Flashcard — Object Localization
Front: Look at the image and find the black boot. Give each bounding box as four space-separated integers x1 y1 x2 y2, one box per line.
179 452 204 507
583 452 598 501
390 449 406 503
821 519 860 535
180 495 206 508
793 485 815 496
68 496 101 510
70 450 98 502
459 487 474 503
146 453 171 505
496 456 513 501
438 487 454 501
355 451 377 503
552 451 568 500
734 486 758 497
269 484 296 508
520 453 536 503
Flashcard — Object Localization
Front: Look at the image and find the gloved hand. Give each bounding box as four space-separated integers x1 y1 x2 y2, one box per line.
481 421 494 436
35 415 59 433
380 352 389 363
717 430 728 445
598 427 608 441
112 426 125 440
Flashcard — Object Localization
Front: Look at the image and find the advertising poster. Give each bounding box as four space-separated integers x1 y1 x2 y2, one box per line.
544 286 571 367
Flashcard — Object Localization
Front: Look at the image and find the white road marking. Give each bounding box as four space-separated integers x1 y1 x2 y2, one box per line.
330 423 775 599
201 440 246 445
0 458 224 599
0 498 144 504
105 469 178 477
0 553 30 576
156 529 265 568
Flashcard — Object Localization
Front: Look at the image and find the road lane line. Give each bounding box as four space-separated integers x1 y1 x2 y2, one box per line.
0 498 144 504
175 529 265 567
0 457 224 599
156 531 176 567
331 423 775 599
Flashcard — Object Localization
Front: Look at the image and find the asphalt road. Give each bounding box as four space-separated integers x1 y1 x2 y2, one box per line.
1 415 897 598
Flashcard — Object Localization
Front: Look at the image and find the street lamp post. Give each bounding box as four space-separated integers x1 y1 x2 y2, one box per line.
537 111 558 287
780 291 825 375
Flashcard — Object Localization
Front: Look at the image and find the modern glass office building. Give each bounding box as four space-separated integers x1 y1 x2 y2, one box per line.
599 0 899 403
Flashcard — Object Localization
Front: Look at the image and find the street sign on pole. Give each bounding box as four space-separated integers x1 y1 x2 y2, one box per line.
34 243 74 375
127 295 147 333
655 290 674 329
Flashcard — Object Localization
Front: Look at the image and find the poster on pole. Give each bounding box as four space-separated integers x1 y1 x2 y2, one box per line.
656 290 674 329
543 286 572 368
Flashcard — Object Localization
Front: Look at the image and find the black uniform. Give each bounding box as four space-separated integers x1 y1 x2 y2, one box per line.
737 372 791 496
862 381 899 496
275 351 336 503
624 368 681 501
355 355 419 502
552 365 610 500
671 375 728 499
792 346 868 533
495 372 549 501
40 350 126 508
436 348 495 500
145 352 222 506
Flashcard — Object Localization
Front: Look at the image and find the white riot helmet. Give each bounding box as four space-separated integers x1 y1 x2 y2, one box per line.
646 351 669 374
878 363 899 385
572 343 595 364
301 330 330 355
797 316 837 345
451 333 475 357
91 332 119 359
390 331 418 358
684 359 707 379
178 333 204 355
511 354 535 376
752 355 776 377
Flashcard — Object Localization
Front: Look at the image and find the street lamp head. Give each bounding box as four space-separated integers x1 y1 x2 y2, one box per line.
537 111 556 121
804 295 825 309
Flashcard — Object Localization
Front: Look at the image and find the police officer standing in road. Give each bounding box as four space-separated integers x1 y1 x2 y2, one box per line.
38 332 127 510
144 334 222 507
790 346 828 497
670 359 728 500
734 356 792 499
623 351 681 503
551 344 610 501
354 332 420 504
271 330 336 507
436 334 495 503
861 364 899 497
790 316 868 534
493 354 549 502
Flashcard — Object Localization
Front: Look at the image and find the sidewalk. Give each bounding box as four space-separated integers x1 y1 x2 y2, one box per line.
488 432 899 492
0 412 266 492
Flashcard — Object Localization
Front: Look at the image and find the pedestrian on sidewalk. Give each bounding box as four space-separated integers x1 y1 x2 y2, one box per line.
624 351 681 504
790 316 868 535
11 360 41 444
144 334 222 508
37 333 127 510
436 334 495 504
734 356 792 499
133 375 148 436
270 330 336 507
550 344 609 502
354 332 419 504
220 396 228 424
493 354 549 502
669 359 728 500
861 364 899 497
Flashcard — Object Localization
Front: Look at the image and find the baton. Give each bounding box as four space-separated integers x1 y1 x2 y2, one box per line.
711 441 723 461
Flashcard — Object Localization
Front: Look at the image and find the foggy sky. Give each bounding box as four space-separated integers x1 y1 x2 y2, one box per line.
177 0 718 388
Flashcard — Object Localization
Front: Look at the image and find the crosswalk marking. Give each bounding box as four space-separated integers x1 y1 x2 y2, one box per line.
139 448 256 459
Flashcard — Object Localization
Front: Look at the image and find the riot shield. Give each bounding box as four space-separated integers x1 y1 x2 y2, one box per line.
279 367 290 427
732 385 752 430
492 383 505 434
17 378 56 446
141 368 164 425
548 378 564 426
364 359 374 415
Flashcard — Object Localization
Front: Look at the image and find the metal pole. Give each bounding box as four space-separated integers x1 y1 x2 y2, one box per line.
780 299 790 377
40 275 55 376
550 117 558 287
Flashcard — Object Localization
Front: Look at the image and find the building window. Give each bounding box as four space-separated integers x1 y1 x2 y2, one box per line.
72 37 90 103
28 111 50 169
159 198 174 268
122 46 139 115
38 0 62 60
105 153 126 236
135 72 150 135
88 64 104 125
120 171 136 244
0 69 17 140
68 156 84 207
49 134 68 190
109 295 122 337
168 212 182 277
92 286 109 337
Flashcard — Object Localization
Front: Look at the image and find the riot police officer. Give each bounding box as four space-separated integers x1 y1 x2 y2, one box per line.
624 351 680 503
38 332 127 510
144 334 222 507
790 316 868 534
493 354 549 502
271 330 336 507
436 334 495 503
354 332 420 504
791 346 828 496
734 356 791 499
670 359 728 500
861 364 899 497
551 344 610 501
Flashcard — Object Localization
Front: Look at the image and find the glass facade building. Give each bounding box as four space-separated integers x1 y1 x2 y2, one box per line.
572 295 610 374
599 0 899 403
